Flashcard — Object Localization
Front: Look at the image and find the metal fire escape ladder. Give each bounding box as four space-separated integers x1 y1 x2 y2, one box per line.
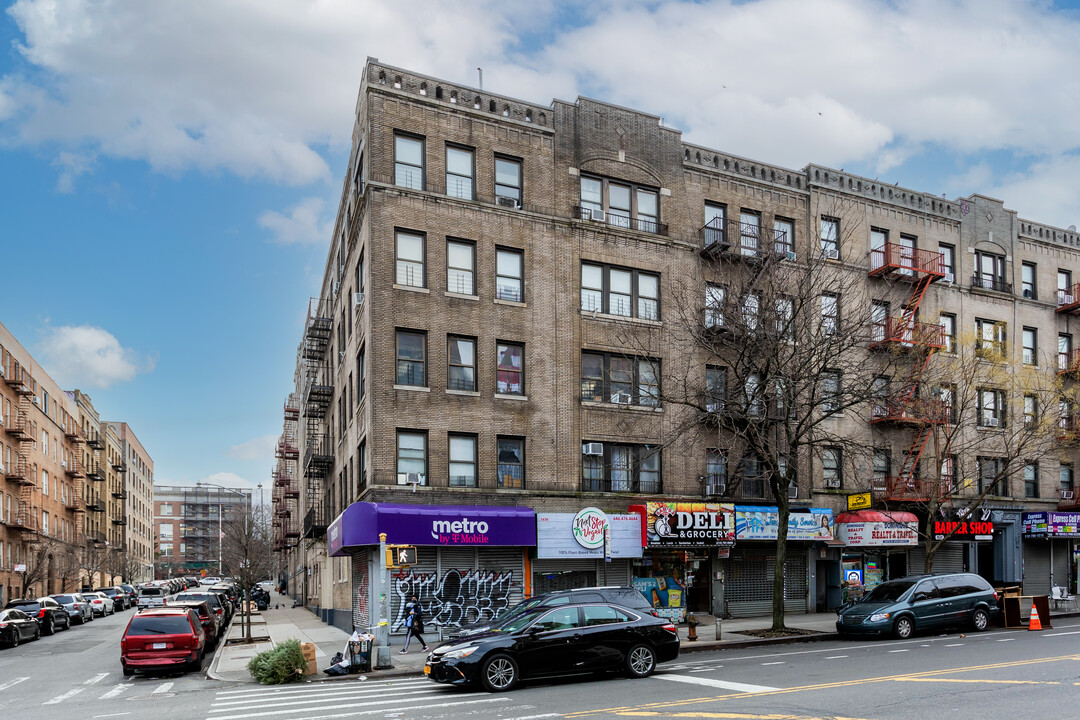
894 273 942 493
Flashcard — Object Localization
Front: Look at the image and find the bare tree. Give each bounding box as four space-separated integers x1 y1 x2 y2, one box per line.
111 549 145 585
18 536 62 598
221 503 274 640
619 196 905 630
79 542 110 590
56 546 82 593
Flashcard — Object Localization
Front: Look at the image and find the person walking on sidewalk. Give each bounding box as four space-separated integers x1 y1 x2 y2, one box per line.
399 595 430 654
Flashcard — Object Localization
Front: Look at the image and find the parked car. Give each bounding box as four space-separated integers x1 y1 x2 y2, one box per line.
4 597 71 634
50 593 94 625
173 592 228 627
452 586 658 639
83 591 116 617
120 584 138 607
120 608 207 676
137 586 168 610
204 587 234 622
0 608 41 647
426 602 679 692
168 600 220 648
201 576 221 587
95 587 131 611
185 576 201 589
209 584 241 613
836 573 999 639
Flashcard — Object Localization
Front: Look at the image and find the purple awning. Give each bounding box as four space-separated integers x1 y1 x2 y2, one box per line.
328 502 536 556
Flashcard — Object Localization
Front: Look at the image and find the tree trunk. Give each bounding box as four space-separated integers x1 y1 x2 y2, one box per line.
771 498 790 631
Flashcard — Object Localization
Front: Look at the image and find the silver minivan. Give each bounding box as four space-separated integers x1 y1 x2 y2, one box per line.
137 586 167 610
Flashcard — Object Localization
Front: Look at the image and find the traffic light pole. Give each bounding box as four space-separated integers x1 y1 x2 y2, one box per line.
373 532 391 669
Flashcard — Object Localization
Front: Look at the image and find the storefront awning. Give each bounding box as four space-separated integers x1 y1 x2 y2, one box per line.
836 510 918 524
328 502 536 556
836 510 919 547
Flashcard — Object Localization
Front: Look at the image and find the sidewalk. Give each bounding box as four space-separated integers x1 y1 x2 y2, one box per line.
208 596 1080 684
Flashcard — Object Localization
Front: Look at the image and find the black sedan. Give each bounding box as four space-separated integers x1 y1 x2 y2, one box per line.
0 608 41 647
4 597 70 635
425 603 679 692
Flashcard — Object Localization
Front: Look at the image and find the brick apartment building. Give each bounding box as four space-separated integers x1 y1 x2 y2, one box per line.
153 485 251 577
274 59 1080 632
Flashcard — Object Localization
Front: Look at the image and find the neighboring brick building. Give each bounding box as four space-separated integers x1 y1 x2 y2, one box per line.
105 421 155 583
275 59 1080 631
153 484 251 577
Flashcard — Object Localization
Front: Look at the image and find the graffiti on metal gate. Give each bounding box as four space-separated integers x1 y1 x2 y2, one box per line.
392 568 515 629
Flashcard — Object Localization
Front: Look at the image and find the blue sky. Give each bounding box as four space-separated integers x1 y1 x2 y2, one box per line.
2 0 1080 495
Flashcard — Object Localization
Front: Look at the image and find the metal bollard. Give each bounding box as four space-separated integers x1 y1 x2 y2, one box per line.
714 616 721 641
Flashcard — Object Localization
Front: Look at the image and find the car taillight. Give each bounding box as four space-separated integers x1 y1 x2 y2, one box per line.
120 637 127 651
38 609 47 618
190 633 198 646
661 623 677 634
0 623 7 629
993 591 999 601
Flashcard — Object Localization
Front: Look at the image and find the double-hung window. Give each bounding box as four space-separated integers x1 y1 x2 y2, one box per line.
496 343 524 395
395 230 425 287
705 366 726 412
940 313 957 354
448 434 477 487
581 444 661 493
447 336 476 391
496 248 523 302
446 239 475 295
494 156 522 206
581 352 661 407
1024 463 1039 498
394 133 424 190
774 217 794 256
822 371 841 413
1022 262 1037 299
1022 327 1038 366
873 450 890 487
975 318 1006 359
977 457 1006 496
1061 464 1075 497
1059 269 1074 304
704 203 725 247
705 284 725 329
1024 394 1038 426
705 450 727 495
446 145 475 199
822 447 842 488
939 243 956 280
497 437 525 489
738 211 760 255
395 330 426 387
974 250 1008 292
579 176 661 233
821 293 839 335
820 217 839 257
1060 333 1074 371
977 388 1006 427
396 431 427 485
580 263 660 320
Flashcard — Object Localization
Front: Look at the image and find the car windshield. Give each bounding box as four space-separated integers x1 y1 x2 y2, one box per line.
176 593 220 609
53 595 77 604
863 580 916 603
140 588 164 596
494 608 550 633
126 615 193 635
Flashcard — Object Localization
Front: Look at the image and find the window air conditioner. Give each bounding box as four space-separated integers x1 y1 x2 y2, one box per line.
585 209 606 223
824 248 840 260
785 251 797 261
944 272 955 284
824 478 841 489
61 461 67 470
611 392 633 405
582 442 604 456
496 196 521 209
1062 490 1075 500
332 280 340 297
705 483 725 496
706 402 721 413
0 464 5 474
405 473 425 484
986 417 1000 427
0 365 5 377
1064 294 1075 305
32 396 40 405
353 292 365 307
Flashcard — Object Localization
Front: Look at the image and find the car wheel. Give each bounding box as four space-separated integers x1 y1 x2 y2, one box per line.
893 615 914 640
971 608 990 632
32 626 41 641
123 666 134 677
43 618 55 636
625 644 657 678
480 653 519 692
9 629 19 648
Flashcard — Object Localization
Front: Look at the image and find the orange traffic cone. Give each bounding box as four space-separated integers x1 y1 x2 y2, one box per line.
1028 602 1043 631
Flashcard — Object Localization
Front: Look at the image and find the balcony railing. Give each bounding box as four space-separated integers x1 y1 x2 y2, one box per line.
871 476 937 502
868 243 946 279
303 507 328 539
869 317 945 350
871 397 949 425
701 218 791 260
1058 349 1080 378
1056 282 1080 314
574 206 668 235
970 275 1013 294
581 477 662 494
85 461 105 481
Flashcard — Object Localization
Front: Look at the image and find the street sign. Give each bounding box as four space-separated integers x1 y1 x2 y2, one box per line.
847 492 872 511
386 546 417 568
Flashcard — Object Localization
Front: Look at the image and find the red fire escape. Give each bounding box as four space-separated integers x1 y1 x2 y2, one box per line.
868 242 947 502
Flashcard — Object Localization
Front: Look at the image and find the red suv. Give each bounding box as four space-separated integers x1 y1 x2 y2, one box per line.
120 608 206 676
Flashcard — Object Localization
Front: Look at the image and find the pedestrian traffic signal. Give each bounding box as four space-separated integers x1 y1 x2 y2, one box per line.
387 546 417 567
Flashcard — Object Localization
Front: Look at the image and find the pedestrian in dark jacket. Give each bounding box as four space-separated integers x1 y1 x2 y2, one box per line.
400 595 430 653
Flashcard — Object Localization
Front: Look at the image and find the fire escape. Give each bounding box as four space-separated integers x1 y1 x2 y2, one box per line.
4 365 40 541
1055 285 1080 509
84 427 107 544
272 394 301 551
64 420 87 543
300 298 333 539
868 242 947 502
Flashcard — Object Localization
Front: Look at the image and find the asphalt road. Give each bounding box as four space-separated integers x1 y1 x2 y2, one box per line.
2 612 1077 720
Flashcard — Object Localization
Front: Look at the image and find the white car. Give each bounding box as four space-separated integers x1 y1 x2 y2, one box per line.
83 592 115 617
136 586 167 610
201 577 221 586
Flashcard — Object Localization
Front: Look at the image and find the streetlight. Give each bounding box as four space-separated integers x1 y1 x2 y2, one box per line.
195 482 247 575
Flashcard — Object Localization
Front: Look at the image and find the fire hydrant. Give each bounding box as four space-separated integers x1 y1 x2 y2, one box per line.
687 614 699 641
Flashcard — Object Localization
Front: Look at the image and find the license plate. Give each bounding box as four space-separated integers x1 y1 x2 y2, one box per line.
152 642 167 649
423 665 431 675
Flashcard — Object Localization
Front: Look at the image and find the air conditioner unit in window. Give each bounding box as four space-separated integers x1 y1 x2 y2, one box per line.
944 272 955 284
785 251 797 261
582 442 604 456
704 483 725 496
353 292 365 307
824 478 841 489
496 196 521 209
332 280 340 297
1062 490 1075 500
986 417 1000 427
824 248 840 260
61 461 67 470
0 464 5 474
0 365 5 377
31 396 40 406
585 209 606 223
611 392 633 405
706 402 721 413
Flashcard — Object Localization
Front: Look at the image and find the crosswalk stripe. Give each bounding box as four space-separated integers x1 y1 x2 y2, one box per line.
0 677 29 693
207 691 473 720
84 673 110 685
212 678 431 698
210 686 438 708
209 689 441 715
206 697 508 720
653 674 781 693
43 688 85 705
152 682 173 694
99 684 132 700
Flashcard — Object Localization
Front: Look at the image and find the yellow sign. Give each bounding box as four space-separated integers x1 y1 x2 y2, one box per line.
847 492 872 511
386 545 417 568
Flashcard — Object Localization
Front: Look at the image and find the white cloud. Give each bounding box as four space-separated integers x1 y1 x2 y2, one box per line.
982 154 1080 229
38 325 154 388
226 434 278 463
51 150 95 193
258 196 333 245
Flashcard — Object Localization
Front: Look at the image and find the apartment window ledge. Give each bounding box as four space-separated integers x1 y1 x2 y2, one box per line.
580 400 663 413
580 309 662 328
494 393 528 401
393 284 430 294
446 389 480 397
494 298 527 308
444 291 479 301
393 384 431 392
